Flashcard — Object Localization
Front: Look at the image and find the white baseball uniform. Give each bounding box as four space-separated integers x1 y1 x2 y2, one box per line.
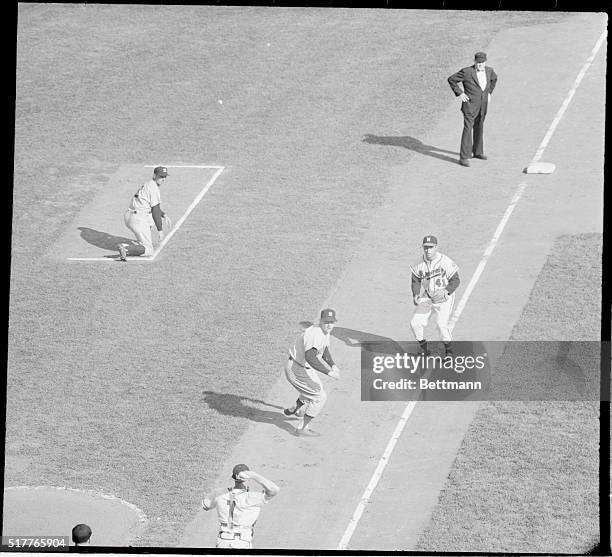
206 488 269 549
123 178 161 256
410 252 459 342
284 325 331 417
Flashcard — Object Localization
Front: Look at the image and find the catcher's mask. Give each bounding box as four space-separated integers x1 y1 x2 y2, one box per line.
232 463 250 480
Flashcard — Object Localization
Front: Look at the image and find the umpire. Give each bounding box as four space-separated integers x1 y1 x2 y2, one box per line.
447 52 498 167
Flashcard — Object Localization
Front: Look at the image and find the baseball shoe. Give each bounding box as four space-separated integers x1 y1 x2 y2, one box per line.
459 159 470 167
295 426 320 437
294 418 320 437
473 154 488 160
117 243 129 261
283 407 297 416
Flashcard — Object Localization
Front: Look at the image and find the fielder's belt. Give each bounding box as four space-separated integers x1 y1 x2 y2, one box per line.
218 524 253 541
127 209 152 215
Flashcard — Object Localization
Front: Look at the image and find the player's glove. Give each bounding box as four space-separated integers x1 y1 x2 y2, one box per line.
429 290 448 304
162 214 173 231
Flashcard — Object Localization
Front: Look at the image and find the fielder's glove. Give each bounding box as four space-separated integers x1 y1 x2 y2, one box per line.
429 290 448 304
161 214 173 231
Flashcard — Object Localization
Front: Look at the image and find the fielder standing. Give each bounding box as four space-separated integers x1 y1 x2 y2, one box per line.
117 166 172 260
201 464 280 549
410 235 460 356
283 309 340 436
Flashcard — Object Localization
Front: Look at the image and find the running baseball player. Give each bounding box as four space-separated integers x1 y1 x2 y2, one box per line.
201 464 280 549
410 235 460 356
117 166 172 260
283 308 340 436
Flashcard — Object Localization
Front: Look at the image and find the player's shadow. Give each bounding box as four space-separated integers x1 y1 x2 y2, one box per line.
299 322 415 355
363 134 459 165
201 391 296 435
77 227 135 251
332 326 410 354
554 342 588 396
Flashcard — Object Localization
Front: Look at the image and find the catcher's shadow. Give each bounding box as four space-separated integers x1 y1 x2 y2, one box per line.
363 134 459 165
201 391 296 435
77 227 136 251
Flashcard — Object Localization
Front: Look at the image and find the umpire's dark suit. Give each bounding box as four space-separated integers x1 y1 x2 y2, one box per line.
448 64 498 161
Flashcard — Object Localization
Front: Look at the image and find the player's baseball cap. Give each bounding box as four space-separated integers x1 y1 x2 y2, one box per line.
422 235 438 246
72 524 92 544
474 51 487 62
232 464 250 479
153 166 169 177
320 308 337 323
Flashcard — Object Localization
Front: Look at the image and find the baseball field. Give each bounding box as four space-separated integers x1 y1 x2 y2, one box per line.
7 5 606 552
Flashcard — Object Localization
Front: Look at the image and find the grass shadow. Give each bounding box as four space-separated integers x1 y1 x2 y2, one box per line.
201 391 296 435
77 227 136 251
363 134 459 165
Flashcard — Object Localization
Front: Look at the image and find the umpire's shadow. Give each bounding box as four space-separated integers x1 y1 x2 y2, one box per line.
77 227 136 251
363 134 459 165
201 391 296 435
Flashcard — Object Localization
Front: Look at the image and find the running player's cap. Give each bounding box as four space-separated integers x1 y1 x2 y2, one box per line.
232 464 250 479
71 524 92 544
474 51 487 62
154 166 169 177
320 308 337 323
422 235 438 246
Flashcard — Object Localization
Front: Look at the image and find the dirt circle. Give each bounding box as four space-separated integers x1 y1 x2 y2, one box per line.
3 486 148 546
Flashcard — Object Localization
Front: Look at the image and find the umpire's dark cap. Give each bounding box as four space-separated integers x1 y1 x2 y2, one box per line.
154 166 169 177
422 235 438 246
474 51 487 62
232 464 250 479
72 524 92 544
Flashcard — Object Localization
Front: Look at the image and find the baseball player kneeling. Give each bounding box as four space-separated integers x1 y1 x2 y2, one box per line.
410 235 461 356
201 464 280 549
117 166 172 260
283 308 340 436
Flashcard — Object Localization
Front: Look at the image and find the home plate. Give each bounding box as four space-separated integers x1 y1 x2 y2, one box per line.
524 162 556 174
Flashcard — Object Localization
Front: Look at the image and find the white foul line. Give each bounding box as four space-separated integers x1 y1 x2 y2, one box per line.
337 401 417 550
151 166 225 260
531 29 606 165
67 166 225 262
336 29 605 550
447 181 527 332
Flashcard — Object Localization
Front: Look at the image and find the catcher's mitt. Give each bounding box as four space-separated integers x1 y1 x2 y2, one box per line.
429 290 448 304
161 214 173 231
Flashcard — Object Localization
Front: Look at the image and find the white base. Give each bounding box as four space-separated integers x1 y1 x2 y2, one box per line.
524 162 556 174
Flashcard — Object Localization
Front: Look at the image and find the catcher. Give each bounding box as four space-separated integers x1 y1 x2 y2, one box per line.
410 235 460 356
117 166 173 260
201 464 280 549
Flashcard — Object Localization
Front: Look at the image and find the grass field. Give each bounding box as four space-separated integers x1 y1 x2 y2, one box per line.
8 6 598 548
418 234 601 552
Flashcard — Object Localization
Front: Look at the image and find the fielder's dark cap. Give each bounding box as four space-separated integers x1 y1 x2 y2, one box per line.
474 51 487 62
320 308 337 323
422 235 438 246
232 463 250 479
153 166 169 177
72 524 92 544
